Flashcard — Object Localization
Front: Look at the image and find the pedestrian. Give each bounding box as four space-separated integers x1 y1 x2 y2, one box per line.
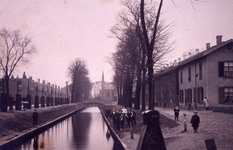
105 108 111 120
182 114 187 132
170 99 173 107
191 110 200 133
202 97 209 110
120 112 125 132
32 109 39 127
121 106 127 117
126 109 136 127
131 109 136 126
121 107 127 131
174 106 180 122
111 109 116 129
115 110 121 131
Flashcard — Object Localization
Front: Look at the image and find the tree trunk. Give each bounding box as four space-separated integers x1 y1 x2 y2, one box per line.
148 50 154 110
141 52 146 111
140 0 163 110
5 76 10 108
134 68 141 110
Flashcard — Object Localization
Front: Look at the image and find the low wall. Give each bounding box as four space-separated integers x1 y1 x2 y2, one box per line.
0 106 85 150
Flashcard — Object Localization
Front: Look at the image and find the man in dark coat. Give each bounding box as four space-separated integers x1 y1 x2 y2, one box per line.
32 109 39 127
126 109 136 127
115 110 121 131
174 106 180 122
191 110 200 133
105 108 111 120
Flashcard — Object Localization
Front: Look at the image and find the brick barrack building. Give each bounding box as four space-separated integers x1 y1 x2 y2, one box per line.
154 35 233 110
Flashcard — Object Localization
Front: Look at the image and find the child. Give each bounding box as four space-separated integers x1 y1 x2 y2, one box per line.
183 114 187 132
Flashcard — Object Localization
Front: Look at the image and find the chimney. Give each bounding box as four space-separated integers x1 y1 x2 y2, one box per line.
178 58 181 62
188 52 192 57
195 49 199 54
183 53 187 59
206 43 210 49
216 35 222 45
170 62 173 66
174 60 178 66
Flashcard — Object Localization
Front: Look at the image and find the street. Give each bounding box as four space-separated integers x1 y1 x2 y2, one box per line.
157 107 233 150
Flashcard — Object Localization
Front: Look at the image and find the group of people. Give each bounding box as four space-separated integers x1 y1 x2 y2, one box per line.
174 106 200 133
105 107 136 131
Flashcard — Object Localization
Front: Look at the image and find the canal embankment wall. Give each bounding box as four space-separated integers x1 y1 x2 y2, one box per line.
0 103 85 150
100 109 129 150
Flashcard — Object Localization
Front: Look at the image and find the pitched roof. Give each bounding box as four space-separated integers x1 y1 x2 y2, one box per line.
155 39 233 77
103 82 114 90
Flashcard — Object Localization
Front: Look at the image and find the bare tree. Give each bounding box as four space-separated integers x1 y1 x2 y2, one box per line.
140 0 164 110
0 29 36 100
67 58 91 102
110 0 173 110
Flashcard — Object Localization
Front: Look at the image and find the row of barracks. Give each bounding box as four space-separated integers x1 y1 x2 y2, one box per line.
154 35 233 109
0 72 70 106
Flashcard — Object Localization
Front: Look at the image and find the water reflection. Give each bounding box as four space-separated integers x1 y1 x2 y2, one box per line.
33 136 39 150
13 107 118 150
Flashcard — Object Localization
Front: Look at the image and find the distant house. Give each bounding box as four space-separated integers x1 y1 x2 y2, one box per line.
154 36 233 109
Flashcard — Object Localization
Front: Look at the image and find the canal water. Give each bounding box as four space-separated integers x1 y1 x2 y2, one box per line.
13 107 119 150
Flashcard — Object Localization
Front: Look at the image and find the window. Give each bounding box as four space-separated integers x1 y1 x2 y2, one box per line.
188 67 191 82
198 87 204 104
199 62 202 80
219 87 233 103
219 61 233 77
179 90 184 103
224 62 233 77
187 89 192 103
180 71 183 84
194 87 204 104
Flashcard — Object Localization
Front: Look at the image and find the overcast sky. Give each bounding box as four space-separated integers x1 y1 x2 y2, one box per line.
0 0 232 87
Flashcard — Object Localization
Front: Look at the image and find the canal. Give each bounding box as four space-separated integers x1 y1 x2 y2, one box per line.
13 107 119 150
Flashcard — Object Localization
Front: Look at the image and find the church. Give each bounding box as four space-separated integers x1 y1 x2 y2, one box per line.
91 72 117 102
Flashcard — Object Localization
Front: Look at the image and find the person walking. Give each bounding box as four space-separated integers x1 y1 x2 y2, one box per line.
191 110 200 133
202 97 209 110
174 106 180 122
32 109 39 127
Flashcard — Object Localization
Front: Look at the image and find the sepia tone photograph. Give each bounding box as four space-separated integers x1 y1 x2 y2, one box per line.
0 0 233 149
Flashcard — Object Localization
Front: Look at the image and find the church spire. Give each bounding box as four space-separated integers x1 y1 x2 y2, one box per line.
102 71 104 90
102 71 104 82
